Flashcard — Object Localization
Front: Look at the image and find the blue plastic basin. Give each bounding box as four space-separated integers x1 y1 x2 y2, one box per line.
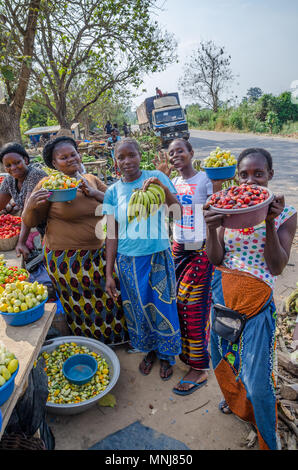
0 364 19 406
62 354 98 385
202 165 236 181
0 298 47 326
48 187 78 202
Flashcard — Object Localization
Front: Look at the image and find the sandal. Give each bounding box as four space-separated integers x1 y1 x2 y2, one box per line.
159 361 173 381
218 399 232 414
139 352 156 376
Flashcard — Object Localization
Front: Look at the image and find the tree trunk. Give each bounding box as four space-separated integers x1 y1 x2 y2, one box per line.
0 104 22 148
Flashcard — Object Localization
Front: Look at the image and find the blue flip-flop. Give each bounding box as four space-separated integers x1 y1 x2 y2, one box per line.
172 379 207 396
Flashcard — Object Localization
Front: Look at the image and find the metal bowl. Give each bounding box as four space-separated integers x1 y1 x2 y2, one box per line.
40 336 120 415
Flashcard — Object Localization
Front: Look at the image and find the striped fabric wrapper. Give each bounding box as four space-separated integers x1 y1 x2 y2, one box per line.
172 241 214 370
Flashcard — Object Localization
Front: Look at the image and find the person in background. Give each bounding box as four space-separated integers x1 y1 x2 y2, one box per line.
103 138 183 380
156 87 163 98
104 120 113 135
203 148 297 450
123 122 129 138
22 136 129 345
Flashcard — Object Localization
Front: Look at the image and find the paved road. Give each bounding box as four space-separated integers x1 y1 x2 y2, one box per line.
189 129 298 208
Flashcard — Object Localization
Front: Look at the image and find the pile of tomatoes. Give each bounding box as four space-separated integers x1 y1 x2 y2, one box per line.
209 184 269 210
0 265 29 287
0 214 22 239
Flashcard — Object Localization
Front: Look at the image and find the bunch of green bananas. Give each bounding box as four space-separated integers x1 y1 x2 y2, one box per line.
127 184 166 223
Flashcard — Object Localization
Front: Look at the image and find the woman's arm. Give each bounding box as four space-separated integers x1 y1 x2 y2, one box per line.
203 205 226 265
22 188 51 228
15 221 31 259
0 192 12 213
264 196 297 275
105 214 119 299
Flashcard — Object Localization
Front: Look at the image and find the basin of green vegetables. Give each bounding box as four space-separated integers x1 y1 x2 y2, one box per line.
40 336 120 415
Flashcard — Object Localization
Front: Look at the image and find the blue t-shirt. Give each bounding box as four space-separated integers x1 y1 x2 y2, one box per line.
102 170 177 256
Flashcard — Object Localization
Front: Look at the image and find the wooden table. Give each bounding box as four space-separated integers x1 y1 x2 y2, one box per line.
0 251 56 438
83 160 108 184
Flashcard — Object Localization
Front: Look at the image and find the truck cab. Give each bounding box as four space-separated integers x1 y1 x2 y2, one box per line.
136 92 189 147
151 95 189 145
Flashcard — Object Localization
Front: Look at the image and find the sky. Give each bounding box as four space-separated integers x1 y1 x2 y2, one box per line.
132 0 298 109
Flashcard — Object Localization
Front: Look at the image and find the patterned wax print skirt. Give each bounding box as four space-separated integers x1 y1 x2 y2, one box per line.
116 249 182 365
44 245 129 345
172 241 213 370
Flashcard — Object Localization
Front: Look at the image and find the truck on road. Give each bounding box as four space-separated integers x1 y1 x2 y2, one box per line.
136 92 189 146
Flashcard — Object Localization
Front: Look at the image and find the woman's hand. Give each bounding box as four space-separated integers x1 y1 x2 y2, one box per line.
266 194 285 222
203 203 225 231
152 150 174 177
79 178 96 198
105 276 118 299
79 177 104 202
15 241 30 259
142 176 167 193
26 189 51 210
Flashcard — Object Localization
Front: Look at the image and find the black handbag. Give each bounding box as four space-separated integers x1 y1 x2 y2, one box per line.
212 303 247 343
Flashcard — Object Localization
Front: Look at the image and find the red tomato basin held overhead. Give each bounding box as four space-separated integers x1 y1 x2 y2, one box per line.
207 184 274 229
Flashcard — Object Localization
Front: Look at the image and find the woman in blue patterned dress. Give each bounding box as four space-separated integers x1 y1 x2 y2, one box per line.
103 138 183 380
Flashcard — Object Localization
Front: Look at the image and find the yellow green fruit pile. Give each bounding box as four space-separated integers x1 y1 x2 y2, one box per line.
42 171 80 190
0 341 19 387
127 183 166 223
0 280 48 313
42 343 110 404
204 147 237 168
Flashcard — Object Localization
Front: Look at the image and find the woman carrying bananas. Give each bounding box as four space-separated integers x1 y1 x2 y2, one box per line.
103 138 183 380
22 136 129 345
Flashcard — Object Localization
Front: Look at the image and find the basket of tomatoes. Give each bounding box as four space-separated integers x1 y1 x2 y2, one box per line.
0 214 22 251
42 171 81 202
207 184 274 229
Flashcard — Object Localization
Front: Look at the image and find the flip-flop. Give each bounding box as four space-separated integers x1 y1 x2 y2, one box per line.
139 354 155 376
159 362 173 381
218 399 232 414
172 379 207 396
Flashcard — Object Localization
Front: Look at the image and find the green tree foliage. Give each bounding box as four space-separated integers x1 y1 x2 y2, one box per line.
28 0 177 129
187 90 298 135
246 87 263 102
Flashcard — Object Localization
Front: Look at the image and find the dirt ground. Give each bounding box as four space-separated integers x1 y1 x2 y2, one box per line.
45 237 298 451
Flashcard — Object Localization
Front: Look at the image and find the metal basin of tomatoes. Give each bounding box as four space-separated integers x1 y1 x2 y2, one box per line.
207 185 274 229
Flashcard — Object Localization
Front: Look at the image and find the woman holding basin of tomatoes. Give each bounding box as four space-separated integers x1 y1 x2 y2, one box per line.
203 148 297 450
22 136 129 346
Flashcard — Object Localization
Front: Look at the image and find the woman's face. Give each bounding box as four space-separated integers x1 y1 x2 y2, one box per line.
168 140 193 170
115 142 141 180
238 154 274 187
52 143 82 176
2 153 28 180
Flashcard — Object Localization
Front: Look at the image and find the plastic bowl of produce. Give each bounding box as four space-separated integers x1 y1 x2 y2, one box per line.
48 187 78 202
202 165 236 181
0 298 48 326
40 336 120 415
62 354 98 385
0 364 19 406
207 185 274 229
